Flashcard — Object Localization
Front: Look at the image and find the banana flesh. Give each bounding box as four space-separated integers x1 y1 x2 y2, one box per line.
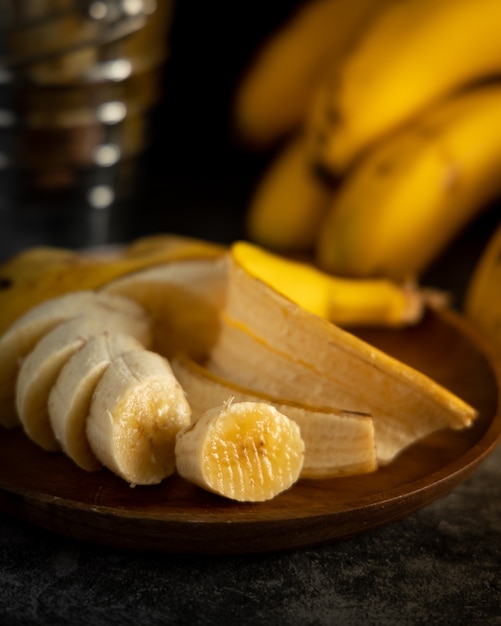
309 0 501 174
316 85 501 280
87 349 191 486
175 399 304 502
48 332 145 471
0 291 151 429
206 255 478 464
172 355 377 479
16 308 151 452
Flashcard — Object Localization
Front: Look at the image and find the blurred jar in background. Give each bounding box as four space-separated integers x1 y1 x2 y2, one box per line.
0 0 173 256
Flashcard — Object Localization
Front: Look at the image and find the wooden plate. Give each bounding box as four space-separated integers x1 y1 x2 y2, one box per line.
0 307 500 555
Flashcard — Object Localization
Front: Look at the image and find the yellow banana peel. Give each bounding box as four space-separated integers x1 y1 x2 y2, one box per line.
0 234 225 336
232 240 443 327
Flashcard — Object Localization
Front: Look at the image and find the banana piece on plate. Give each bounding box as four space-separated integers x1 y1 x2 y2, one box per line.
87 349 191 486
206 254 478 465
16 307 151 452
0 291 151 429
175 398 305 502
172 355 377 479
48 332 145 471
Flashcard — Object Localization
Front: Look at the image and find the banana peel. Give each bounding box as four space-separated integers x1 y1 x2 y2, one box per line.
206 249 478 465
0 234 225 337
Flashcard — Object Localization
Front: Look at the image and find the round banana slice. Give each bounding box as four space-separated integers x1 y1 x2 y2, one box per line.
16 311 151 452
87 349 191 486
175 399 305 502
48 332 145 471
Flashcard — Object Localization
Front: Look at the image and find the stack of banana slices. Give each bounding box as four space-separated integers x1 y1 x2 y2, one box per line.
236 0 501 282
0 236 479 503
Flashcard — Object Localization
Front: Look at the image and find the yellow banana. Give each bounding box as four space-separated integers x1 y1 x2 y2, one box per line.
206 253 478 464
316 85 501 281
231 240 442 327
308 0 501 174
175 398 304 502
233 0 393 149
464 218 501 350
245 134 333 252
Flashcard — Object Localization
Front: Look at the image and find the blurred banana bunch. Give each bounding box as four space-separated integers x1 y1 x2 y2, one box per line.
234 0 501 283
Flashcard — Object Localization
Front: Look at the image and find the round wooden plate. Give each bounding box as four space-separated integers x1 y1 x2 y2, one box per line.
0 307 500 555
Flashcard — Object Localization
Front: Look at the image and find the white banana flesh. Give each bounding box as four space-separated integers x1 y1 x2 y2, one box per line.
175 399 305 502
172 355 377 478
87 349 191 486
48 332 145 471
16 309 151 452
0 290 151 428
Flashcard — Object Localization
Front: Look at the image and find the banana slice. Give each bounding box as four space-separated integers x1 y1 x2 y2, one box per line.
175 398 305 502
86 349 191 486
48 332 145 471
172 355 376 478
0 290 151 428
16 310 151 452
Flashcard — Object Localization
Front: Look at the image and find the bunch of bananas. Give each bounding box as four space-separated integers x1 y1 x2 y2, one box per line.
234 0 501 283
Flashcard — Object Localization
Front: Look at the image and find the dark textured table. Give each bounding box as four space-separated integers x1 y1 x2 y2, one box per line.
1 442 500 625
1 3 500 622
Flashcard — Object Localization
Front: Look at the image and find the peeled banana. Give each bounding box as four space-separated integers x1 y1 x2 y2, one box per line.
233 0 395 149
87 349 191 486
316 85 501 280
309 0 501 174
175 398 304 502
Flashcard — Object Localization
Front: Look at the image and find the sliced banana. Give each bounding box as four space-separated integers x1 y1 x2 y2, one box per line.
172 355 377 478
48 332 145 471
16 310 151 452
175 398 305 502
87 349 191 486
0 290 151 428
